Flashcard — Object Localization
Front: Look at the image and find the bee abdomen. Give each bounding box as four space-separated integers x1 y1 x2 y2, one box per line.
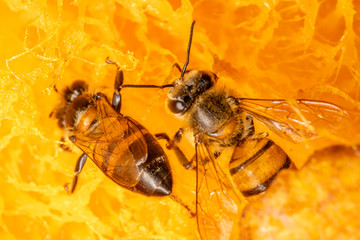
97 138 147 188
93 118 172 197
229 138 292 196
133 133 172 196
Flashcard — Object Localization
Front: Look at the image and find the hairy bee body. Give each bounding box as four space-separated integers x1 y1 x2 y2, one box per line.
188 88 253 147
169 71 291 197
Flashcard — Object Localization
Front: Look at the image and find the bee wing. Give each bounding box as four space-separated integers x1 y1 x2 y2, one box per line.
236 98 348 142
73 98 148 186
195 140 244 240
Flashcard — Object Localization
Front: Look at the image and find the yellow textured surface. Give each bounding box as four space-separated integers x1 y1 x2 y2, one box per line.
239 145 360 240
1 0 360 239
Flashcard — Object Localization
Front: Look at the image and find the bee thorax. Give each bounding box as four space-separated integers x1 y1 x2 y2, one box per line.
188 92 243 145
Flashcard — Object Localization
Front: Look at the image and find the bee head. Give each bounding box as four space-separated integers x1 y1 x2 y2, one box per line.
167 70 217 115
64 80 88 102
55 80 94 130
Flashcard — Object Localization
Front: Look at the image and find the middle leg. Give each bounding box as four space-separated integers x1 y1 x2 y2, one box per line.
155 128 196 170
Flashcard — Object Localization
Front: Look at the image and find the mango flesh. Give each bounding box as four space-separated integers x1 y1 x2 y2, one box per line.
240 145 360 240
1 0 360 239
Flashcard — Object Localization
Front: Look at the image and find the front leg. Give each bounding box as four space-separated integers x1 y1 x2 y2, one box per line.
155 128 195 169
112 69 124 113
106 58 174 91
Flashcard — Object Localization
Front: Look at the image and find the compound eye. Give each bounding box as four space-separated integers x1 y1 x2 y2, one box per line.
168 99 185 114
201 73 211 83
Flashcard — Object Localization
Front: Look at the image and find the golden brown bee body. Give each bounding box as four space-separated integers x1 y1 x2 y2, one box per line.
54 72 172 197
168 69 292 197
166 22 347 240
166 63 348 239
229 137 291 196
121 21 348 239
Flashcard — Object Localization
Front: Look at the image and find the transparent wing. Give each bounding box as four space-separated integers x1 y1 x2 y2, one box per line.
195 140 244 240
236 98 349 142
72 97 148 186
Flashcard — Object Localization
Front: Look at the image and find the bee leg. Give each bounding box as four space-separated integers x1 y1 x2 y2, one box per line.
112 69 124 113
106 57 123 112
107 57 173 90
64 153 87 194
172 63 182 72
155 129 196 170
170 194 196 217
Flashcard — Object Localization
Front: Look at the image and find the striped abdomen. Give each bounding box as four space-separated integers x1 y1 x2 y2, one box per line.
129 131 172 196
90 116 172 197
229 137 292 197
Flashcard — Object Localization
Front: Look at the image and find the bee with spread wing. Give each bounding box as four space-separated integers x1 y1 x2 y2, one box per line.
114 21 348 239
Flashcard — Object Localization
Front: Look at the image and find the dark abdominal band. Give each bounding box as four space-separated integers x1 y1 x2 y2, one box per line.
99 131 172 196
229 140 274 175
229 140 291 196
133 133 173 196
242 157 291 196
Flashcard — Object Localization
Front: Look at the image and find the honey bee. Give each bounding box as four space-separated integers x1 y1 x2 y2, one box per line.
53 68 192 213
117 21 348 239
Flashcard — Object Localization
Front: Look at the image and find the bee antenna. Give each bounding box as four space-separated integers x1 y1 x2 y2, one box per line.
181 20 195 78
